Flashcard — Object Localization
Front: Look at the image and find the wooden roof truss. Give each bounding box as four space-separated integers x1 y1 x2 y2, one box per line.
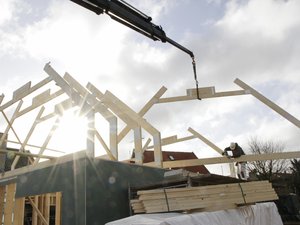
0 63 299 177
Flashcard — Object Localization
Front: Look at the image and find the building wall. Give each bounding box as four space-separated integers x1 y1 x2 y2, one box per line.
16 156 87 225
86 158 165 224
14 154 165 225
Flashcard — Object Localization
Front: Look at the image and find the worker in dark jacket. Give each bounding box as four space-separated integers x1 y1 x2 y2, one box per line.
223 142 247 180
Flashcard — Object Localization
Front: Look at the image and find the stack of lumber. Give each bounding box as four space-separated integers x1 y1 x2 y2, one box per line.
130 180 278 214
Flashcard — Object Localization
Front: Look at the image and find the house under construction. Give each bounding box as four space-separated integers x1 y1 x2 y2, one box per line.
0 63 299 224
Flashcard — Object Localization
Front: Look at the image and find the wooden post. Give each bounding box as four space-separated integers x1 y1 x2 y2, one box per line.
44 194 51 224
0 185 5 225
32 196 38 225
153 133 163 168
55 192 62 225
28 196 49 225
86 109 95 158
14 197 25 225
134 127 143 164
4 183 16 225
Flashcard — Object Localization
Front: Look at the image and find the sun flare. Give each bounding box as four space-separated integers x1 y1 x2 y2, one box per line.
51 110 88 153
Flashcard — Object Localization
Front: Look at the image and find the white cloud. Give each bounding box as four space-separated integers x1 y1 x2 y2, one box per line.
0 0 16 26
217 0 300 41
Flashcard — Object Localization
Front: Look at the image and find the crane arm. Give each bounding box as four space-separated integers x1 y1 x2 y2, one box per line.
70 0 194 57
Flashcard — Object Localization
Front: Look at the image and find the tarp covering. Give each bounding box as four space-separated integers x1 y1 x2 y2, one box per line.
106 202 283 225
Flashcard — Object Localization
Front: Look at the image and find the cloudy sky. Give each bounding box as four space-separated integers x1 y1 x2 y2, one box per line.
1 0 300 174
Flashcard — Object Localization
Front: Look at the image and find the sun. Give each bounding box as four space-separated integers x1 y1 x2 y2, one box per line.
50 109 88 153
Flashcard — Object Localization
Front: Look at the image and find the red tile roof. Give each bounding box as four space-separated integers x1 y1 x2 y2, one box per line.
141 150 210 174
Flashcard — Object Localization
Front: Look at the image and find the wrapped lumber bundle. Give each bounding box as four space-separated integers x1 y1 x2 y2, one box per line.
130 180 278 214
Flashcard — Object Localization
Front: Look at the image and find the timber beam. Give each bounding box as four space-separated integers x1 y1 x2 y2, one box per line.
235 78 300 128
157 90 248 104
145 151 300 168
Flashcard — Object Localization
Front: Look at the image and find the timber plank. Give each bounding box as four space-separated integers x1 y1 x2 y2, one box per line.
132 181 277 214
144 193 277 213
0 186 5 224
4 183 16 225
55 192 62 225
14 197 25 225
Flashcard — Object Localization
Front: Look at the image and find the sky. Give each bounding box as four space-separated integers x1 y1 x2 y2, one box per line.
0 0 300 175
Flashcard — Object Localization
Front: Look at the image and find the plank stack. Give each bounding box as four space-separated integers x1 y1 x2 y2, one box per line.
130 180 278 214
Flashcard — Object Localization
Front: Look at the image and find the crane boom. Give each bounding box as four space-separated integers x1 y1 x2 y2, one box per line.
70 0 194 57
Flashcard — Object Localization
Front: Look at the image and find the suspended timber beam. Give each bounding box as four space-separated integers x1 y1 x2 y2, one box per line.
157 90 248 104
234 78 300 128
145 151 300 168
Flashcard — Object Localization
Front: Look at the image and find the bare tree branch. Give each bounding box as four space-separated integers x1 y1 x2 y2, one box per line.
247 136 288 181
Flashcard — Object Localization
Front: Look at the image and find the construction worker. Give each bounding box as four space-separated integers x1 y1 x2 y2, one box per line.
223 142 247 180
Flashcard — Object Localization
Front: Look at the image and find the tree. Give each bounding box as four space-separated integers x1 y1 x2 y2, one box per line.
290 159 300 195
247 137 288 181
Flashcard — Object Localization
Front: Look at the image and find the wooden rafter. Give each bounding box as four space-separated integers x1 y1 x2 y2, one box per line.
63 73 118 159
188 127 236 177
117 86 167 143
0 77 52 111
0 100 23 147
146 134 196 149
235 78 300 128
11 106 45 170
0 94 4 105
101 91 163 167
34 116 60 165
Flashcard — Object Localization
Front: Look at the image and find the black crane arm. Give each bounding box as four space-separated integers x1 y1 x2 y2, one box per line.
70 0 194 57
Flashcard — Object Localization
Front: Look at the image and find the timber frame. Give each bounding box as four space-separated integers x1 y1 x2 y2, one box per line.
0 63 299 175
0 63 299 224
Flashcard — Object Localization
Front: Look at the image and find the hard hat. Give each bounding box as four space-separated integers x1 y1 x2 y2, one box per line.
229 142 236 150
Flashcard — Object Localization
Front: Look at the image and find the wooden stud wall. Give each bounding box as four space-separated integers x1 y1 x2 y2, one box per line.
0 183 24 225
0 182 61 225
